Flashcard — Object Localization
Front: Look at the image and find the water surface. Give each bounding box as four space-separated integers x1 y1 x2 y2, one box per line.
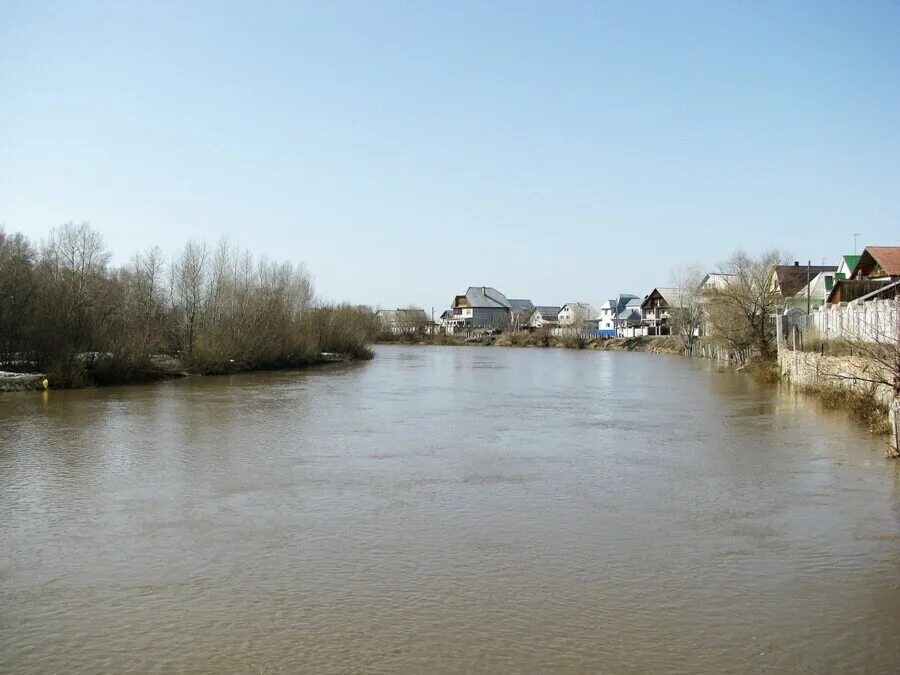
2 345 899 672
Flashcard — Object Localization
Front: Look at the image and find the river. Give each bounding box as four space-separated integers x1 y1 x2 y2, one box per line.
2 345 899 673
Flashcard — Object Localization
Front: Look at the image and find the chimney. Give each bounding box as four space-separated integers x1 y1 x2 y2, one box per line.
794 261 799 266
482 286 487 295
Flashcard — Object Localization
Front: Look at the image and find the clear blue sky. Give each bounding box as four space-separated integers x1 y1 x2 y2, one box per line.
2 1 898 313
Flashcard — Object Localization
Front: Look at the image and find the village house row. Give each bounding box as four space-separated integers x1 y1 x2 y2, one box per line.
376 246 900 339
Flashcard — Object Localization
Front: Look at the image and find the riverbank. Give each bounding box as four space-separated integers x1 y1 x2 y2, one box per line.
0 371 47 392
377 332 688 355
777 345 896 449
0 351 368 392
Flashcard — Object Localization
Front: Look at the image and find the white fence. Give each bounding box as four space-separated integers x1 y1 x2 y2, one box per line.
809 299 899 343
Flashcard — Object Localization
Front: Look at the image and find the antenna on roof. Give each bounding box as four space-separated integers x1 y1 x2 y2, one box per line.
853 233 861 254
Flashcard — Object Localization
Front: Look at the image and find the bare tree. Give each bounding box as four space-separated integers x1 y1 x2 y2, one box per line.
0 228 37 365
38 222 112 359
396 306 428 336
704 249 789 359
669 264 705 355
172 240 209 358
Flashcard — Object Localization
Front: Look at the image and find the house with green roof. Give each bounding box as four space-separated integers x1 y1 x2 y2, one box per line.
836 254 860 281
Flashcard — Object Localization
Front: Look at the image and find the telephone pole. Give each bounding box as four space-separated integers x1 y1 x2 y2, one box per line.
806 260 811 316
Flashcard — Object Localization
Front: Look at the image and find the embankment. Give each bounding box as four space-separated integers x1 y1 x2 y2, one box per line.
778 347 894 438
1 351 368 392
380 333 727 359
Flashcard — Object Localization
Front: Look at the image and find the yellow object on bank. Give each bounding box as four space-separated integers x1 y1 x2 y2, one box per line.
42 378 49 390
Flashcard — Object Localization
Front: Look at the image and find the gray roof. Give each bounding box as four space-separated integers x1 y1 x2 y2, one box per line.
507 298 535 312
617 308 642 324
641 287 686 309
461 286 510 308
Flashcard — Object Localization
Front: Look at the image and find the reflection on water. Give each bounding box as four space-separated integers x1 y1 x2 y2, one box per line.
2 345 899 673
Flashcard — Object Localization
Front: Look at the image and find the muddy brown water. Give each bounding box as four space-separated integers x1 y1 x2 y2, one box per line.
2 345 899 673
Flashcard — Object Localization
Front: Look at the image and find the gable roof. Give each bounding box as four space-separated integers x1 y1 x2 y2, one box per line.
560 302 598 317
640 287 687 309
771 264 837 296
839 254 861 273
454 286 511 309
533 305 561 317
699 272 735 290
852 246 900 279
617 308 642 324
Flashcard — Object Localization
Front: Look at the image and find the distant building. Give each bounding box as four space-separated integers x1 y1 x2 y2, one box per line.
376 308 429 334
835 254 860 280
698 273 735 291
768 262 837 303
558 302 597 329
640 288 689 336
789 270 837 311
526 306 561 329
615 298 644 337
850 246 900 282
596 294 639 337
445 286 512 331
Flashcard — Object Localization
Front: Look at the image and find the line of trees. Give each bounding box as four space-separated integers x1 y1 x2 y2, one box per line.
0 223 379 386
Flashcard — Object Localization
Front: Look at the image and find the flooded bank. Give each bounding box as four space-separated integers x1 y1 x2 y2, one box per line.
2 345 899 673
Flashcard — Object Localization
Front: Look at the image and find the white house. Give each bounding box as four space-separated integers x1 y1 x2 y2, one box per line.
558 303 598 330
596 294 639 337
836 254 861 280
791 271 837 311
615 298 644 337
526 306 561 329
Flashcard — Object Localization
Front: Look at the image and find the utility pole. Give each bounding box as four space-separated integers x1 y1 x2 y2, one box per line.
807 259 811 316
853 233 861 254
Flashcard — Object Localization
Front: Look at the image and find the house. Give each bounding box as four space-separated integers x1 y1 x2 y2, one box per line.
640 288 689 336
698 272 735 291
375 308 429 334
825 247 900 304
835 254 860 281
615 297 644 337
558 302 597 329
526 306 561 329
850 246 900 282
697 273 736 336
445 286 512 331
596 294 639 337
788 270 837 311
768 262 838 302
